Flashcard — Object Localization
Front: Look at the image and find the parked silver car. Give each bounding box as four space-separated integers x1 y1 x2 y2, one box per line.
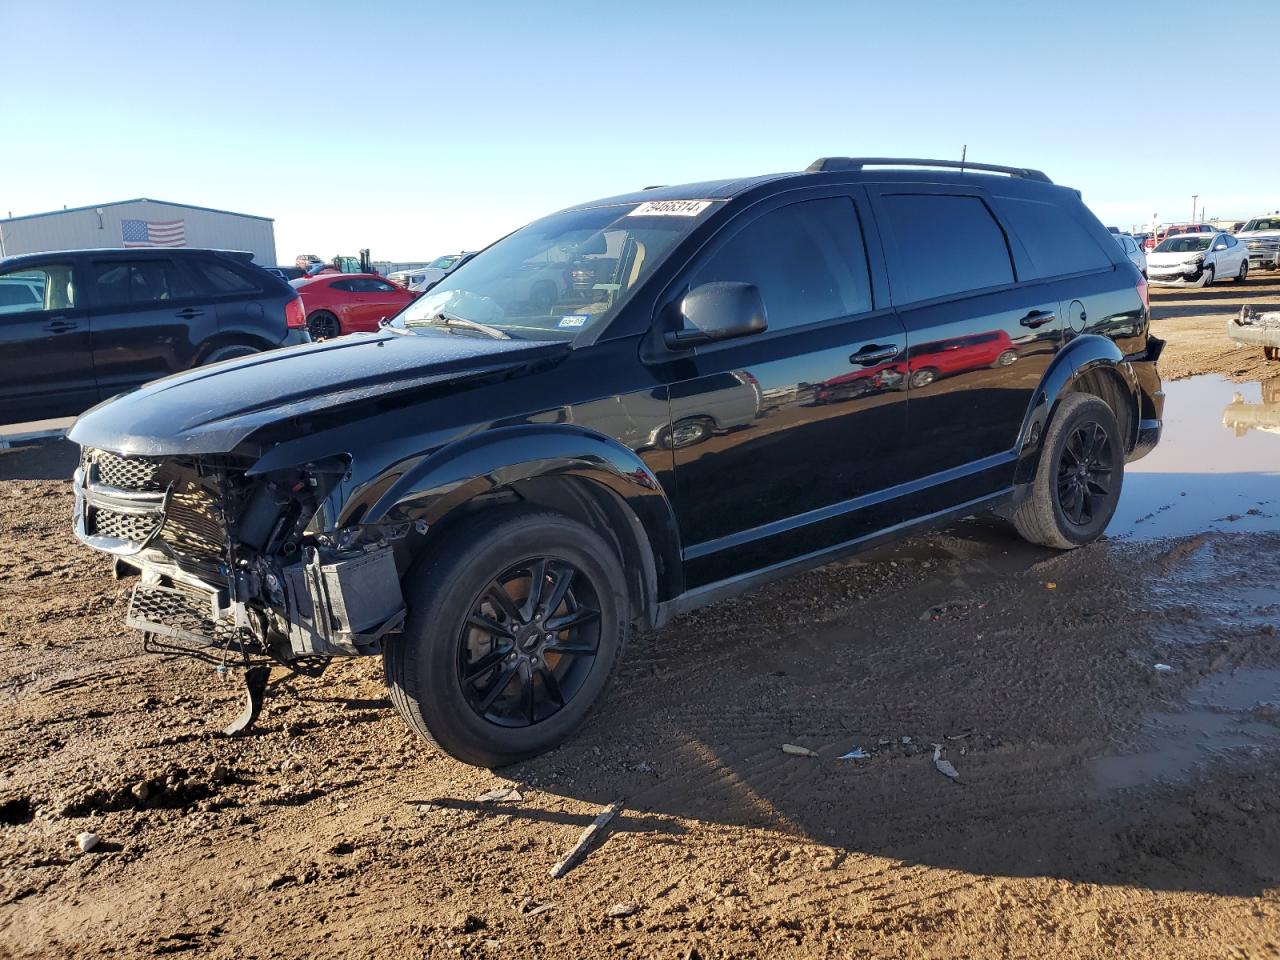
1113 234 1147 278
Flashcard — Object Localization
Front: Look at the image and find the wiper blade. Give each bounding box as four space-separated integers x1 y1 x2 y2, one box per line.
407 310 510 340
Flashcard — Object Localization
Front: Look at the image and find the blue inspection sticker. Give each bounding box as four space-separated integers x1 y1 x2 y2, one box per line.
558 315 589 328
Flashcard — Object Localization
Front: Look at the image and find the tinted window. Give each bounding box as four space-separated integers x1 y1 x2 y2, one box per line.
997 197 1113 278
189 259 261 295
689 197 872 332
0 265 73 315
364 279 398 293
881 195 1013 302
329 279 355 292
92 260 193 306
1224 234 1237 248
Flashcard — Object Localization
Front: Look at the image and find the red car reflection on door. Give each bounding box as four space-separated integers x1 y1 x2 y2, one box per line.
293 273 418 339
907 330 1018 388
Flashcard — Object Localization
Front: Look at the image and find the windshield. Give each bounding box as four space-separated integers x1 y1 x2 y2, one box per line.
427 255 460 269
1155 236 1212 254
393 201 717 340
1243 218 1280 232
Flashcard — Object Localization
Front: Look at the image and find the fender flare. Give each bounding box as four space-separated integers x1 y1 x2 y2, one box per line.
1012 334 1139 486
358 423 684 611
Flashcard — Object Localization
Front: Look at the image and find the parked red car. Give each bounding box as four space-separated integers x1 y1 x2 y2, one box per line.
292 273 418 339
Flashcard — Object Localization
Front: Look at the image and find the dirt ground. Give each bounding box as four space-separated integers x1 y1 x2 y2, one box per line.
1151 271 1280 383
1 278 1279 960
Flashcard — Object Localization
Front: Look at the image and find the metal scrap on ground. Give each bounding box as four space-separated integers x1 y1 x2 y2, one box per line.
781 743 818 757
549 799 624 879
932 743 961 781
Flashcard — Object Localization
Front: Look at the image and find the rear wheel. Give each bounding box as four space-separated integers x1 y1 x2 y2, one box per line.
1013 393 1123 550
384 507 629 767
201 344 259 365
656 418 713 449
1265 346 1278 362
995 349 1019 367
1235 260 1249 282
306 310 341 340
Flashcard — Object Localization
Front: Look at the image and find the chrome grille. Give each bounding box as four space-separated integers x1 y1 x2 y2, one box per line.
93 451 164 492
92 508 162 543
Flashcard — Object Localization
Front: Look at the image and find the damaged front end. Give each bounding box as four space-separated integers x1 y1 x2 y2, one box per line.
73 447 406 724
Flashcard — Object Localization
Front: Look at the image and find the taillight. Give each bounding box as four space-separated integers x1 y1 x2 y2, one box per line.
285 296 306 329
1136 272 1149 310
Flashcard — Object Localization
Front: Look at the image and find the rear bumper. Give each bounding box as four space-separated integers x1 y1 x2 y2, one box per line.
1126 336 1164 463
280 329 312 348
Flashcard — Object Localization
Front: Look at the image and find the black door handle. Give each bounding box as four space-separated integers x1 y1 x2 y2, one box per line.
176 308 205 319
1020 310 1056 329
44 319 78 333
850 344 901 366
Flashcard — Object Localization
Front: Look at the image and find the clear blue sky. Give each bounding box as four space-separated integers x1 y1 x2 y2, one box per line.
5 1 1278 263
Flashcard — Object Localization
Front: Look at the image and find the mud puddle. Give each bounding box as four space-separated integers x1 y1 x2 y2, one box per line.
1108 374 1280 539
1093 668 1280 791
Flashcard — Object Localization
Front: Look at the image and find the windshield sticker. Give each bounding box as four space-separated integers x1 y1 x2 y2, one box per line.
558 315 589 328
627 199 712 218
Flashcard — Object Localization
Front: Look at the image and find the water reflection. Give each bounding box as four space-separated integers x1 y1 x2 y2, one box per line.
1108 375 1280 539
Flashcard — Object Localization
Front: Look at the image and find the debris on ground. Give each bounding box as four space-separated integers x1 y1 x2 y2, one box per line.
932 744 960 781
1154 663 1174 673
1045 582 1058 590
548 799 624 879
76 831 100 853
781 743 817 757
606 902 640 918
518 898 555 918
838 747 870 760
476 787 523 803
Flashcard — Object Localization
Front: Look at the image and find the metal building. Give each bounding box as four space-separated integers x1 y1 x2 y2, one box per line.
0 198 277 266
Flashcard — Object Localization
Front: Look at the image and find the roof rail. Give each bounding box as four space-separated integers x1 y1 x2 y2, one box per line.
805 157 1052 183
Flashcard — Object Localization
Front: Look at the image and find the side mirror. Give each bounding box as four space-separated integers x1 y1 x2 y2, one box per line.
664 281 768 349
1214 243 1227 251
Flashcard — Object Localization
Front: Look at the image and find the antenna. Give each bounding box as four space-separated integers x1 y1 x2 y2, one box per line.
959 144 967 174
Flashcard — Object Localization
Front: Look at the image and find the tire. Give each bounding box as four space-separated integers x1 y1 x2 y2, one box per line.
201 344 260 366
1234 260 1249 283
1198 265 1215 288
306 310 341 340
910 367 939 389
994 349 1019 367
1012 393 1123 550
384 506 629 767
656 418 712 449
1265 346 1278 362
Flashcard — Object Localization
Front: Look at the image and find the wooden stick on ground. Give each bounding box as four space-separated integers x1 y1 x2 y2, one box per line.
549 799 624 879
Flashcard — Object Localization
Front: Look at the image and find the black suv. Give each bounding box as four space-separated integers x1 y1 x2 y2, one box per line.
0 248 308 424
69 158 1163 766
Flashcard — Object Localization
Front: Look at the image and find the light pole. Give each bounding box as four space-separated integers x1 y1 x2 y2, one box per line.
1191 195 1198 224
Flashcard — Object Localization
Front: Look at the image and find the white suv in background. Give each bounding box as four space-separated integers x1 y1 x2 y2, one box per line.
1146 231 1250 287
1236 215 1280 272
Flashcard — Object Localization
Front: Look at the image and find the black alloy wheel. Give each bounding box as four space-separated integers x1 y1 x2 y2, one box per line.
1055 420 1114 527
307 310 341 340
458 557 601 728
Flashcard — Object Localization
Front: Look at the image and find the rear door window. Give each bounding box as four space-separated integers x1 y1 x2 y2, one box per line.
998 198 1114 277
91 259 194 306
879 194 1014 303
689 196 872 332
0 265 74 315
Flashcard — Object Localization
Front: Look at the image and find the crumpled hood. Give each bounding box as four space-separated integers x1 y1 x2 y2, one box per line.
69 330 567 457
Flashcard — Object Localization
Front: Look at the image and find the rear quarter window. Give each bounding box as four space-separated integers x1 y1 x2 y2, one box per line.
998 197 1114 277
188 259 263 295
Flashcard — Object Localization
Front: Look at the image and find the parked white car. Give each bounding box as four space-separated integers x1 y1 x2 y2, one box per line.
1113 234 1147 278
1235 215 1280 272
407 252 476 292
1146 231 1249 287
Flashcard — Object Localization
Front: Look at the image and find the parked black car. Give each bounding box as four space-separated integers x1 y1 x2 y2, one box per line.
69 158 1163 766
0 248 309 424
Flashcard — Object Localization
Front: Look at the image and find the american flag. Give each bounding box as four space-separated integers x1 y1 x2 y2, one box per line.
121 218 186 248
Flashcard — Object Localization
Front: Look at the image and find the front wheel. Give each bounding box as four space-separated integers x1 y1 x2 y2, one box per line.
1013 393 1123 550
1199 265 1216 288
384 507 629 767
